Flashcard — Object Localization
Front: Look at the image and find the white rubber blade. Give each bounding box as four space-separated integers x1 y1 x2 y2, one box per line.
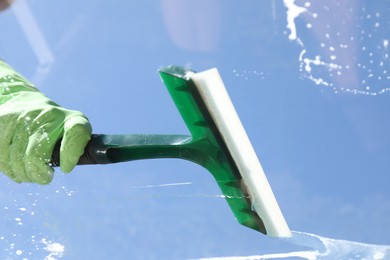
190 68 291 237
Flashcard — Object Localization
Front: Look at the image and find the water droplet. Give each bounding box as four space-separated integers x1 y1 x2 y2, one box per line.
383 39 389 48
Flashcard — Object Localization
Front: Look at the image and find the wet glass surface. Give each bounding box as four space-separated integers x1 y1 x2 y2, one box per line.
0 1 389 259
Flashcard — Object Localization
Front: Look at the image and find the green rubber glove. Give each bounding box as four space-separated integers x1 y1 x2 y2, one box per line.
0 60 92 184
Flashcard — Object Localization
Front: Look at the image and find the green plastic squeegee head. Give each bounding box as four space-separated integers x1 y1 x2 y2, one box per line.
52 66 291 237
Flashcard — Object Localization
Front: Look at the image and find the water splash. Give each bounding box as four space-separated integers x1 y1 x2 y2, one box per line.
191 231 390 260
0 187 68 259
283 1 390 95
283 0 307 41
41 238 64 260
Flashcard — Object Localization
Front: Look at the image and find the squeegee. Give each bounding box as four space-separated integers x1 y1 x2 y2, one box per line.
52 66 291 237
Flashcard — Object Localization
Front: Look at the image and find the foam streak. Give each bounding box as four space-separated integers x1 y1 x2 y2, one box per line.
190 231 390 260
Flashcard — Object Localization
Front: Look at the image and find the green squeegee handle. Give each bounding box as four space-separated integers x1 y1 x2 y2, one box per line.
50 133 194 167
50 66 274 236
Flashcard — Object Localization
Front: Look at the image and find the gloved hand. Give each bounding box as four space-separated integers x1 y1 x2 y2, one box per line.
0 60 92 184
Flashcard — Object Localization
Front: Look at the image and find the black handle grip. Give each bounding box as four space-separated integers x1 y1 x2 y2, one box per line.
50 134 111 167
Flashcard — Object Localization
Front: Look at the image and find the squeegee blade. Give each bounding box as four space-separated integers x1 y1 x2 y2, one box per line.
190 68 291 237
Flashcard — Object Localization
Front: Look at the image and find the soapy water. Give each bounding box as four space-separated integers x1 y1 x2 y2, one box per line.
282 0 390 95
0 187 69 259
41 238 64 260
192 231 390 260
